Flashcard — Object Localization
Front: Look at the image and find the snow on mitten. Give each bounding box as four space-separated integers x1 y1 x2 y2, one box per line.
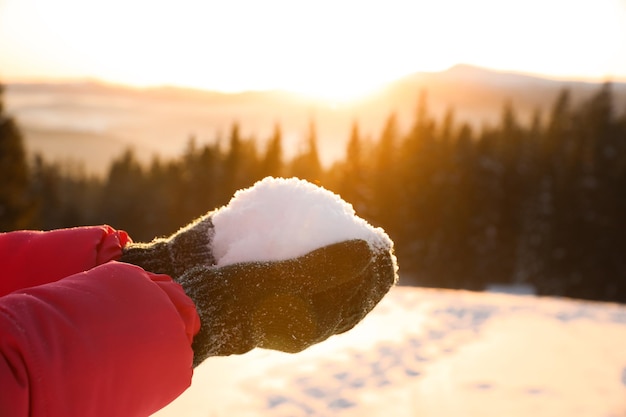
178 238 397 367
120 212 215 279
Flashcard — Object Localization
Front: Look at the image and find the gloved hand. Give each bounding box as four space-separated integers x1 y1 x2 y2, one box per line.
179 239 397 367
119 211 397 366
120 213 215 279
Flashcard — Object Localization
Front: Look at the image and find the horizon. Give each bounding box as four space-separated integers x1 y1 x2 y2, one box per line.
5 63 626 98
1 0 625 101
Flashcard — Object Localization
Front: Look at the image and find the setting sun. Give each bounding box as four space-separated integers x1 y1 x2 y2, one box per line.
1 0 625 99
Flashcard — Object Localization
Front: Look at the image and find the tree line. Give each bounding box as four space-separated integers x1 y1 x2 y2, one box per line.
2 82 626 303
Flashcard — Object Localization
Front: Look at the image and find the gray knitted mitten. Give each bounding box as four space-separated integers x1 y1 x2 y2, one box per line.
120 212 216 279
120 212 397 368
178 239 397 367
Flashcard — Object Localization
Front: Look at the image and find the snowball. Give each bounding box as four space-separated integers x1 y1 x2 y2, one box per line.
211 177 393 266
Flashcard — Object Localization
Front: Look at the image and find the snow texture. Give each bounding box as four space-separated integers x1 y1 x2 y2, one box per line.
153 287 626 417
211 177 393 267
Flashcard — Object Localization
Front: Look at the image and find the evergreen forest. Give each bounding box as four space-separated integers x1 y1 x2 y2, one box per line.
2 82 626 304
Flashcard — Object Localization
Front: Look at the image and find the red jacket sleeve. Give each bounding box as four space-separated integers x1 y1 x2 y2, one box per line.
0 226 131 297
0 228 201 417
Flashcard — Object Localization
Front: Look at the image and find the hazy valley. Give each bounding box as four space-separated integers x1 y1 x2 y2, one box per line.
6 64 626 176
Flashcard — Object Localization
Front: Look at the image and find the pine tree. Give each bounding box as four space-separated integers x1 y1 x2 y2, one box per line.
222 122 246 198
0 83 34 231
370 113 402 258
335 121 369 215
290 120 322 182
260 123 284 178
30 156 97 230
98 148 149 239
397 93 440 281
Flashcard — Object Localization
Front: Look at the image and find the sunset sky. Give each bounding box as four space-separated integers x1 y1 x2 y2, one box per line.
1 0 625 100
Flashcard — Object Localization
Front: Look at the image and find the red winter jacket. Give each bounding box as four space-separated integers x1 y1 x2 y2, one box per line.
0 226 201 417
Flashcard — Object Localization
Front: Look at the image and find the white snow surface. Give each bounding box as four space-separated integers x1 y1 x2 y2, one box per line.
211 177 393 266
152 287 626 417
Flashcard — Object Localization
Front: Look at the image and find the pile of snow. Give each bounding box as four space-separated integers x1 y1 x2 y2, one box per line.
211 177 394 267
153 287 626 417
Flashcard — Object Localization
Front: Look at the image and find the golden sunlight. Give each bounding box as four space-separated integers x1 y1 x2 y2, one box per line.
1 0 625 98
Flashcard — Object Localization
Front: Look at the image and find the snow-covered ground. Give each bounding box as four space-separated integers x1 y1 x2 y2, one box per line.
152 286 626 417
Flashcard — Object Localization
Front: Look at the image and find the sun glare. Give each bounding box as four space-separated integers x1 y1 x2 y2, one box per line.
271 71 394 103
1 0 625 95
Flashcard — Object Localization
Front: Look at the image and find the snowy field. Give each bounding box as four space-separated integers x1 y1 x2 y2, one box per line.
153 286 626 417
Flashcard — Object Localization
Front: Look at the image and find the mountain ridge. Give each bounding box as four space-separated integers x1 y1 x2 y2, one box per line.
7 63 625 98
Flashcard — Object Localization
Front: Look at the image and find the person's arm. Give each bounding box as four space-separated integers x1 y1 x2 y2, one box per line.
0 226 130 296
0 261 200 417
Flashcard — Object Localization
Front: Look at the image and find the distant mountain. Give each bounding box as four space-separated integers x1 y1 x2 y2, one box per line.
5 65 625 175
374 64 626 128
